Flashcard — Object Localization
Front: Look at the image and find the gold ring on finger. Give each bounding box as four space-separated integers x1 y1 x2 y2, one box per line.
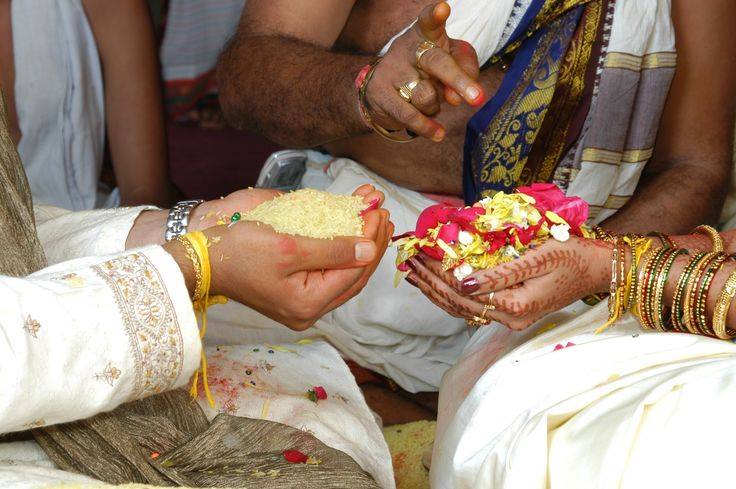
466 315 490 328
415 39 439 71
397 79 421 104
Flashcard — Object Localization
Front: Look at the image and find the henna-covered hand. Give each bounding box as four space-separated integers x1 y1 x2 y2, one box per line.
405 237 612 330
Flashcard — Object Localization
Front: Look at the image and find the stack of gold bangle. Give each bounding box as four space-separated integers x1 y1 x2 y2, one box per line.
596 225 736 339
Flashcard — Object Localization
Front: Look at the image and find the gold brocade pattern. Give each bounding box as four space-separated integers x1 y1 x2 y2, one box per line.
93 253 184 399
528 0 602 184
477 14 575 192
492 0 591 64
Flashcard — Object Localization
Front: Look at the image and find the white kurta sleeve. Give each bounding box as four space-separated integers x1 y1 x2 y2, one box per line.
0 245 201 435
34 205 158 265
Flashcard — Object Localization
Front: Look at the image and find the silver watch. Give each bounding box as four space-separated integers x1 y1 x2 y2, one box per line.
165 199 204 242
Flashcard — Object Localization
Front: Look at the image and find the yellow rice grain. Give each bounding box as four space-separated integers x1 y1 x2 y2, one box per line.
242 189 366 239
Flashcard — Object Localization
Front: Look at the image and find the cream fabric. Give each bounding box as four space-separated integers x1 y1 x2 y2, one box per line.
12 0 115 210
380 0 522 66
0 245 201 436
34 205 157 264
431 303 736 489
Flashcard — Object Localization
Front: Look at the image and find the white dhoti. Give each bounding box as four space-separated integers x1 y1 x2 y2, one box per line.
431 303 736 489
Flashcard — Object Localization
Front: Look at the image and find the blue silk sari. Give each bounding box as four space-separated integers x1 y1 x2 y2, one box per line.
462 0 597 204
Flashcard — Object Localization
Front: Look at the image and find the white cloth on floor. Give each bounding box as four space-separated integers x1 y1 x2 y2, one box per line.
196 341 395 489
12 0 117 210
431 303 736 489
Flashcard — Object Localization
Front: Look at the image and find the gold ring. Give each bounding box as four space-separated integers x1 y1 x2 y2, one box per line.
466 316 490 328
487 292 496 311
397 79 421 104
415 39 439 71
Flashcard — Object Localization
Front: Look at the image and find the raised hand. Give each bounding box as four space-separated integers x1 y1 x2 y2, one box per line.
405 237 612 330
204 186 392 330
364 1 483 141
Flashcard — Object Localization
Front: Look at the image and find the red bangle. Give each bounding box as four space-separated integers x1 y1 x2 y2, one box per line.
355 64 373 91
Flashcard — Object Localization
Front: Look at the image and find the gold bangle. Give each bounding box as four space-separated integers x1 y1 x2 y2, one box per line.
713 264 736 339
358 59 417 143
682 252 720 334
648 231 676 249
176 235 203 301
693 225 724 253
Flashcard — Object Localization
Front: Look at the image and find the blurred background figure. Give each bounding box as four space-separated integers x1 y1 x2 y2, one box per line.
0 0 179 209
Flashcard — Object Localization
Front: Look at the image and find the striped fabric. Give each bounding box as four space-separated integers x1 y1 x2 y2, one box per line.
160 0 246 119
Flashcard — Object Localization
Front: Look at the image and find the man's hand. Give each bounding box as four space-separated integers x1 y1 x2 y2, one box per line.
365 2 483 142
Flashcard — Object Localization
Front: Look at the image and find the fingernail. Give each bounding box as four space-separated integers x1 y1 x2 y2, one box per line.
407 258 419 272
461 277 480 294
414 254 425 265
355 242 376 262
360 198 380 216
432 128 445 142
466 86 481 101
406 274 419 287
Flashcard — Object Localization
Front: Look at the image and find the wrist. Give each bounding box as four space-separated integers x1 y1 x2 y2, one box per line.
592 238 615 293
126 209 168 249
163 239 195 297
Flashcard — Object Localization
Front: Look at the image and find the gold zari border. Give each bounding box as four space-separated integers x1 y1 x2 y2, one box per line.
582 147 654 165
604 51 677 71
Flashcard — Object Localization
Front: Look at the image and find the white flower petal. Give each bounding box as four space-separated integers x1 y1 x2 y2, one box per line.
458 231 475 245
453 263 475 282
550 223 571 242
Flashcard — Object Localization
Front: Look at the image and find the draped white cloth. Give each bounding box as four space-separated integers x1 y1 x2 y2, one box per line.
431 303 736 489
0 206 393 489
12 0 116 210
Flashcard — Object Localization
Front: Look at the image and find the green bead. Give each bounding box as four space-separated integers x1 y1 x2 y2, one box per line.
230 212 241 222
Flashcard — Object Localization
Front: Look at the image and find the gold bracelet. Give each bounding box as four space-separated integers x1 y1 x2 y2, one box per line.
693 225 724 253
648 231 676 249
682 252 720 335
713 266 736 339
358 59 417 143
176 235 203 301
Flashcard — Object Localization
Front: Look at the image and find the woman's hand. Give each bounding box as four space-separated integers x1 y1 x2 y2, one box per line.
364 1 483 141
202 186 390 330
405 237 612 330
128 184 384 247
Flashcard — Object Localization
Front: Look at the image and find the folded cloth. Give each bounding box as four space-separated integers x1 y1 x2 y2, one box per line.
432 303 736 488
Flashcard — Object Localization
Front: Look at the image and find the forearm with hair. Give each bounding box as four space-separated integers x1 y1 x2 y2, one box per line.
217 34 374 147
601 159 730 235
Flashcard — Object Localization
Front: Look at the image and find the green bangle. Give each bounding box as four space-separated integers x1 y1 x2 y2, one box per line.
652 248 687 331
671 252 705 332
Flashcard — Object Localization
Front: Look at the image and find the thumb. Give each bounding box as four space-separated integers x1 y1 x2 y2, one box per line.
290 236 378 273
417 2 451 43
